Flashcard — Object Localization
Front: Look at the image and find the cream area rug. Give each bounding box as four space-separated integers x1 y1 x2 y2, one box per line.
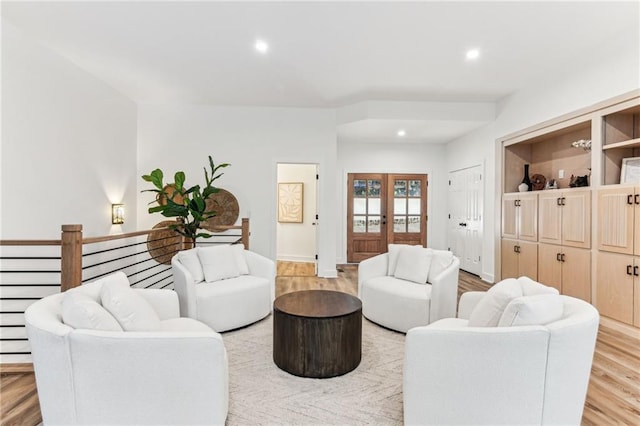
223 314 405 425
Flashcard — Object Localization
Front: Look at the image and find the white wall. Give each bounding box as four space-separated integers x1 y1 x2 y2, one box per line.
446 29 640 283
277 164 317 262
136 104 338 277
337 141 448 263
0 21 138 239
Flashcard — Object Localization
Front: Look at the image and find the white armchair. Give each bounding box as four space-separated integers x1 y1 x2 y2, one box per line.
358 246 460 333
171 244 276 332
403 279 599 425
25 272 228 425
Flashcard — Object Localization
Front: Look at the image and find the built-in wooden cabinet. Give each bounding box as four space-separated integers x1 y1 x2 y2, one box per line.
501 193 538 241
595 251 640 327
501 239 538 280
497 90 640 328
597 185 640 255
538 243 591 301
538 189 591 249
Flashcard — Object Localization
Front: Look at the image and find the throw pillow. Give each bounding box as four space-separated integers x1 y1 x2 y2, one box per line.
197 245 240 282
467 278 522 327
62 291 123 331
100 272 161 331
232 244 250 275
177 248 204 282
498 294 564 327
518 276 560 296
393 245 432 284
387 244 405 276
427 249 454 283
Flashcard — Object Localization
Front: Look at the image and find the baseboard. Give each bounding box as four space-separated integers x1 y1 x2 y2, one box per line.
318 268 338 278
481 272 494 284
277 255 315 263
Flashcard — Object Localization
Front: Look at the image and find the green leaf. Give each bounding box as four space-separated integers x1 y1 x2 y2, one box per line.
174 171 185 190
149 169 164 189
148 205 166 214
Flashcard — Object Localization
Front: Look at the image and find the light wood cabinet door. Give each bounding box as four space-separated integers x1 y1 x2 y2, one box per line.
596 251 634 325
562 190 591 249
537 243 562 292
502 195 518 239
635 257 640 327
501 239 519 279
635 191 640 256
538 192 562 245
518 240 538 280
597 187 635 255
561 246 591 302
518 194 538 242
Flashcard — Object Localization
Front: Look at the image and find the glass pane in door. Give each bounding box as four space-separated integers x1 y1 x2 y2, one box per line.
368 216 381 232
368 198 381 215
367 180 381 197
394 198 406 215
353 216 366 232
409 180 421 197
394 216 406 232
408 216 421 232
353 198 366 215
394 180 407 196
408 198 421 215
354 180 366 197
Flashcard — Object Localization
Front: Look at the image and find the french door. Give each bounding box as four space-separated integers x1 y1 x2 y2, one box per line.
347 173 428 262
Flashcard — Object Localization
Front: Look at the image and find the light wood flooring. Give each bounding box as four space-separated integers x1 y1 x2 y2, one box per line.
1 263 638 425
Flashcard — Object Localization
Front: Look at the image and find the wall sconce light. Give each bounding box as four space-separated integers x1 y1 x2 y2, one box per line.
112 204 125 224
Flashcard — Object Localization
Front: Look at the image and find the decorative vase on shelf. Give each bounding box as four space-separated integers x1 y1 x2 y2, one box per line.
520 164 532 192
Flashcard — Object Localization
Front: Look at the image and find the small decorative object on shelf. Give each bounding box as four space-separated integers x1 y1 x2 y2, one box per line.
520 164 532 192
571 139 592 151
531 174 546 191
569 175 589 187
545 179 558 190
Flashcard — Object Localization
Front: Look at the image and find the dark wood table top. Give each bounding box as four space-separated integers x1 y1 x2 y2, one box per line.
273 290 361 318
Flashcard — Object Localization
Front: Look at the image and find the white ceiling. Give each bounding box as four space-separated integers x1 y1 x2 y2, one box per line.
2 1 639 143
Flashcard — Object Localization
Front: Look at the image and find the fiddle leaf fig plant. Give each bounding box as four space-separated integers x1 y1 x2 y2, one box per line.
141 156 231 243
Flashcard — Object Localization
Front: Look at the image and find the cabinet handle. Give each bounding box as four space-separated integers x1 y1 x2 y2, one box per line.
556 253 562 262
634 266 639 277
628 195 634 205
561 197 566 206
556 198 562 206
635 194 639 205
514 245 520 253
627 265 633 275
514 200 518 207
561 253 566 262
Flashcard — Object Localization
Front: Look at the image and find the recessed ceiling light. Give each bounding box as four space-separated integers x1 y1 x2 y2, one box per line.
397 130 406 137
466 49 480 60
255 39 269 54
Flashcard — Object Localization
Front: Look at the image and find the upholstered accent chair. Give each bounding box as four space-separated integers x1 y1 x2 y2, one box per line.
358 245 460 333
25 271 228 425
403 277 599 425
171 244 276 332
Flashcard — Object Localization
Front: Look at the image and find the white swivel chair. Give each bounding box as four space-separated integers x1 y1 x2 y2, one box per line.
403 277 599 425
171 243 275 332
25 272 228 426
358 245 460 333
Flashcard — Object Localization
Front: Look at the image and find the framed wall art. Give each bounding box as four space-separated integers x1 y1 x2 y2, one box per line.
278 182 303 223
621 157 640 184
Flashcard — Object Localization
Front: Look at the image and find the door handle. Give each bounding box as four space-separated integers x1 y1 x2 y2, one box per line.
459 223 467 227
627 265 633 275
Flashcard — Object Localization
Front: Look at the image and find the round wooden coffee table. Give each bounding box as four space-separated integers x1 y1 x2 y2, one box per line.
273 290 362 378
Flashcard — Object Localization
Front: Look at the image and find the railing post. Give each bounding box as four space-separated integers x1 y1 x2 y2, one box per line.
242 217 250 250
61 224 83 291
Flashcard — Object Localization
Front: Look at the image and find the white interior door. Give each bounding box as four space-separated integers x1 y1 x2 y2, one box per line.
448 165 483 275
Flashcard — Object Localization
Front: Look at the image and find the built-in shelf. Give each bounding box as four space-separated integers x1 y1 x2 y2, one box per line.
602 137 640 151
